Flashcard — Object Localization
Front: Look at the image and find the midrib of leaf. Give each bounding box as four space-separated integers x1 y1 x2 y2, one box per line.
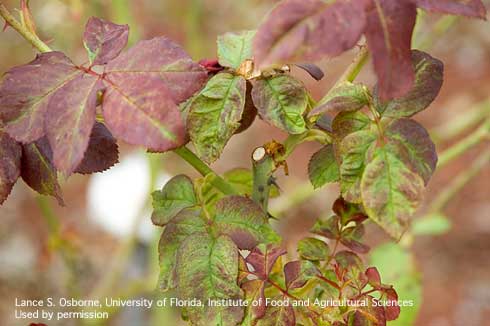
379 146 396 220
372 0 394 82
234 36 248 69
30 143 56 192
64 77 99 167
8 69 82 127
105 81 177 142
264 78 304 130
219 76 242 138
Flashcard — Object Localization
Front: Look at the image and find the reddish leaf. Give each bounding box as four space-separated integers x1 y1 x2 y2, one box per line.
340 224 370 254
253 0 365 68
415 0 487 19
21 137 64 205
213 196 279 250
284 260 319 289
332 197 368 225
198 58 224 74
246 244 286 280
365 267 382 287
75 122 119 174
105 37 207 104
45 74 103 174
311 215 341 240
375 50 444 118
348 296 387 326
385 118 437 185
234 81 258 134
102 75 187 152
384 288 400 320
0 131 21 204
364 0 417 100
0 52 80 143
83 17 129 66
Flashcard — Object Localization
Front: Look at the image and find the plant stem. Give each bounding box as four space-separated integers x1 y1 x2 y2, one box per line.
438 118 490 168
174 146 238 195
429 148 490 213
251 146 276 210
334 46 370 87
0 3 51 53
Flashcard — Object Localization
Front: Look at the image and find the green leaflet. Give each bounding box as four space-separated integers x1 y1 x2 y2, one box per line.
361 146 425 239
222 168 280 197
176 233 244 326
310 81 370 118
375 50 444 118
308 144 340 189
251 75 308 134
339 130 376 203
157 208 207 291
332 111 371 141
297 237 330 261
385 118 437 185
213 196 280 250
370 243 422 326
217 31 255 69
187 73 247 163
151 175 197 226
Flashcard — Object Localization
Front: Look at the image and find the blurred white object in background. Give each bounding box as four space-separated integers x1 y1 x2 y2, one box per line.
86 151 169 243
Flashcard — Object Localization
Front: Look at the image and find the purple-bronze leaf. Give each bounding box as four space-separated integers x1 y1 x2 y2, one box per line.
21 137 63 205
102 75 187 152
214 196 280 250
253 0 365 68
415 0 487 19
385 118 437 185
75 122 119 174
340 224 370 254
284 260 320 290
0 52 80 143
45 74 102 175
105 37 207 104
246 244 286 280
364 0 417 100
385 288 400 320
0 131 21 204
376 50 444 118
83 17 129 66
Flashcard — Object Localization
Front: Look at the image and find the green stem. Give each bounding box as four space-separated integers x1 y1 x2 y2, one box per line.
251 147 276 211
438 118 490 168
430 148 490 213
338 46 370 85
174 146 238 195
0 3 51 53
